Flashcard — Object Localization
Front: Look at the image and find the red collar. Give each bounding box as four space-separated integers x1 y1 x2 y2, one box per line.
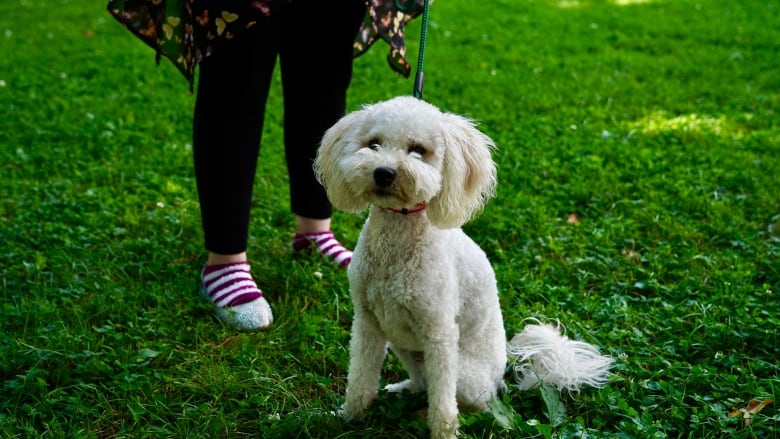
385 202 426 215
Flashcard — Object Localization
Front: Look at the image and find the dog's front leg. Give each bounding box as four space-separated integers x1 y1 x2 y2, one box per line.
341 309 388 422
424 328 460 439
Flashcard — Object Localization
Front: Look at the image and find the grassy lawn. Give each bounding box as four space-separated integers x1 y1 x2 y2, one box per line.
1 0 778 437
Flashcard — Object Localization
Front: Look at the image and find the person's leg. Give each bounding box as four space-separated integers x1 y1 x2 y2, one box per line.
194 22 278 257
281 0 367 267
193 23 279 330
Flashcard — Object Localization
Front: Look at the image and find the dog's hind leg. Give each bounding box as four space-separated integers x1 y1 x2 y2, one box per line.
455 352 506 412
455 331 507 412
384 345 426 394
341 311 389 421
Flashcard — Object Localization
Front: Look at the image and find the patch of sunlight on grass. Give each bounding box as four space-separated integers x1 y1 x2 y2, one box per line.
555 0 658 7
630 111 743 138
611 0 657 5
556 0 584 8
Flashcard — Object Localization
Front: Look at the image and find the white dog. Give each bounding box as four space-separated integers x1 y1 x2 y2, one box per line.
314 96 611 439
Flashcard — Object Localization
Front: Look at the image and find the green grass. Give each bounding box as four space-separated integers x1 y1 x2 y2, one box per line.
1 0 778 437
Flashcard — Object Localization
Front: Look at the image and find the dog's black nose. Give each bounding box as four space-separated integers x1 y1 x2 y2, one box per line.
373 166 396 187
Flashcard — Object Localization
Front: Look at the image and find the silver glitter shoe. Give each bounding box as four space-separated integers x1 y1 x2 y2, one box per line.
213 295 273 331
200 284 274 331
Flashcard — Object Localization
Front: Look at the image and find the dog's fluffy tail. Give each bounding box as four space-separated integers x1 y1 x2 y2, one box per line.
507 320 612 392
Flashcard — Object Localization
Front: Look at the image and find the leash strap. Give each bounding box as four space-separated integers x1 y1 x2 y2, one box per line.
396 0 431 100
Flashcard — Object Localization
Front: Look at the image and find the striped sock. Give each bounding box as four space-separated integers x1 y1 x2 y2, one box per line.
291 230 352 267
201 262 272 330
202 262 263 307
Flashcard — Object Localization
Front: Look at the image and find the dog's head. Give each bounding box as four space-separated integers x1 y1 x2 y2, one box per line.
315 96 497 229
314 96 496 228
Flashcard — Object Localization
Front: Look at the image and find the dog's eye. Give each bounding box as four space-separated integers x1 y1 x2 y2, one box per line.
407 144 426 156
366 139 381 151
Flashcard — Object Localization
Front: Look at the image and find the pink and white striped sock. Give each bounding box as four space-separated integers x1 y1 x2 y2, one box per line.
202 262 263 307
201 262 273 330
291 230 352 267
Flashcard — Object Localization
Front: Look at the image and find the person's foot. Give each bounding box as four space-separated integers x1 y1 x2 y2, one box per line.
201 262 273 331
291 230 352 267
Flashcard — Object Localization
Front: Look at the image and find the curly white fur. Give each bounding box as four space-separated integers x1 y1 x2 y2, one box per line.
314 96 611 439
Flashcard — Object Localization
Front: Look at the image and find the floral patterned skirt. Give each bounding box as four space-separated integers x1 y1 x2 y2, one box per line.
107 0 425 89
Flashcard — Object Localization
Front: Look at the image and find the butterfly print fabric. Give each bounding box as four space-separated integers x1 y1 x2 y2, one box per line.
107 0 427 89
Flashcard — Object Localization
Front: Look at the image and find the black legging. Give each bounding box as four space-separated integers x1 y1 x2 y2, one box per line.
193 0 367 255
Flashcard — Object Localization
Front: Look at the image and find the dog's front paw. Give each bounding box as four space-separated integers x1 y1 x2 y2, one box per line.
430 422 458 439
384 379 424 394
429 416 459 439
338 403 366 423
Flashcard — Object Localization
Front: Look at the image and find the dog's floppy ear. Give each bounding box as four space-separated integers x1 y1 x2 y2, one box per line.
314 110 371 213
427 113 497 228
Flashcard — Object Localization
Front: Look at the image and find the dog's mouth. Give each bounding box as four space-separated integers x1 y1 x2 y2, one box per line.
372 188 400 203
374 188 394 197
370 187 414 208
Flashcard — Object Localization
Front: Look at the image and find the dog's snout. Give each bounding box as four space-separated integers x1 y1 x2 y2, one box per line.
373 167 396 187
